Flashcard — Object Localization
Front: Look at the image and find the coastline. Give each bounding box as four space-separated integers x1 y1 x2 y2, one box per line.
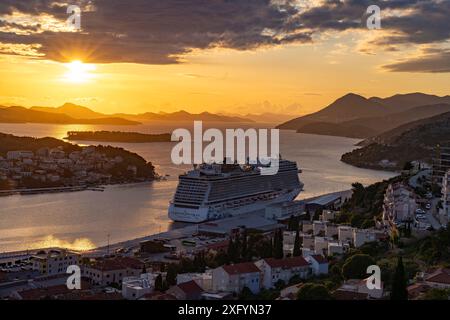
0 189 353 257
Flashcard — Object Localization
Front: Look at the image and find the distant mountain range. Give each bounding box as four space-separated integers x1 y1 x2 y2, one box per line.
277 93 450 138
0 103 255 125
341 111 450 170
0 105 139 125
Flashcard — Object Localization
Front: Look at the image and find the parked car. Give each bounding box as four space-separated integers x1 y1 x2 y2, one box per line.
425 203 432 210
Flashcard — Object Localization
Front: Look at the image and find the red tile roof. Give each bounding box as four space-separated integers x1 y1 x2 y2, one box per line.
334 289 368 300
425 268 450 285
141 291 177 300
18 285 70 300
310 254 328 264
264 257 310 269
177 280 204 295
89 256 143 271
407 283 430 298
223 262 261 275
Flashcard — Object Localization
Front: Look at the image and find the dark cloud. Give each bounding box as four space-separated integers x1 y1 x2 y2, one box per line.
0 0 448 71
0 0 312 64
383 49 450 73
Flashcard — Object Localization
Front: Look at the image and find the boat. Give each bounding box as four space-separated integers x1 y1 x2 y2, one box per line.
168 158 303 223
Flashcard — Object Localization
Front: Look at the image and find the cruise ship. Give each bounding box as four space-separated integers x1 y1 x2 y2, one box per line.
168 159 303 223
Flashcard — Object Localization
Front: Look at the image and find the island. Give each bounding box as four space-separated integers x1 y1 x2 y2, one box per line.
65 131 172 143
0 133 158 193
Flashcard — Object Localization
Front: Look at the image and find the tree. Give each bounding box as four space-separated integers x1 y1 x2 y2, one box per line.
390 256 408 300
273 229 284 259
166 264 178 286
288 215 299 231
142 264 147 274
342 254 376 279
297 283 333 300
154 274 164 291
241 228 248 261
293 228 302 257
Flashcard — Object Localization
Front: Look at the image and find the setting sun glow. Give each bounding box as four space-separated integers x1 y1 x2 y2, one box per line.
63 60 96 83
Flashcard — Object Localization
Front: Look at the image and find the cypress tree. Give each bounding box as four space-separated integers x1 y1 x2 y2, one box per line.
154 274 163 292
166 264 178 286
293 228 302 257
391 256 408 300
241 229 248 261
273 229 284 259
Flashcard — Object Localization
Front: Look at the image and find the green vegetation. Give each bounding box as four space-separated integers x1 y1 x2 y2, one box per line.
335 177 402 228
341 254 376 279
296 283 333 300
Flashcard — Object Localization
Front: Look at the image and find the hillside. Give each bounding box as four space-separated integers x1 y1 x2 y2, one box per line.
277 93 389 130
31 103 105 119
295 122 378 139
278 93 450 138
341 112 450 170
115 110 253 123
0 106 140 125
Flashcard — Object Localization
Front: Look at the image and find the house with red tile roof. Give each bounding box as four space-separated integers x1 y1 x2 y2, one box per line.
83 257 143 286
305 254 329 276
424 268 450 289
167 280 204 300
212 262 262 294
255 257 311 289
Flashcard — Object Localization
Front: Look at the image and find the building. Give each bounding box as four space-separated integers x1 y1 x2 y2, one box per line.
314 237 330 255
325 223 338 238
264 200 305 220
177 272 213 291
383 183 417 223
167 280 204 300
306 193 343 212
122 273 157 300
441 170 450 222
338 226 354 243
321 210 336 221
302 234 314 250
328 242 346 256
432 143 450 184
212 262 262 294
305 255 328 275
255 257 311 289
302 221 313 233
32 249 81 275
352 229 378 248
83 257 143 286
6 150 34 160
313 221 327 236
334 278 384 300
423 268 450 289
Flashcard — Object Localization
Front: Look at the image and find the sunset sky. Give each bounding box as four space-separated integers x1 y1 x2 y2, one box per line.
0 0 449 115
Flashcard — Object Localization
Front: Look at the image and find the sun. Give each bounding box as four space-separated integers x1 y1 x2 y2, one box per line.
63 60 96 83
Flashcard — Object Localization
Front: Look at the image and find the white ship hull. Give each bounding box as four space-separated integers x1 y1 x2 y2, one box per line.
168 188 301 223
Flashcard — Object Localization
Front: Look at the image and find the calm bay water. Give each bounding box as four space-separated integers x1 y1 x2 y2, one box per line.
0 123 396 252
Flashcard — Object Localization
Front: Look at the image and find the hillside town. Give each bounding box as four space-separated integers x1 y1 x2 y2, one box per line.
0 142 157 194
2 158 450 301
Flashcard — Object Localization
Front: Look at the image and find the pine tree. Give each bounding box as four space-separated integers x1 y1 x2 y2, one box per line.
391 256 408 300
293 227 302 257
